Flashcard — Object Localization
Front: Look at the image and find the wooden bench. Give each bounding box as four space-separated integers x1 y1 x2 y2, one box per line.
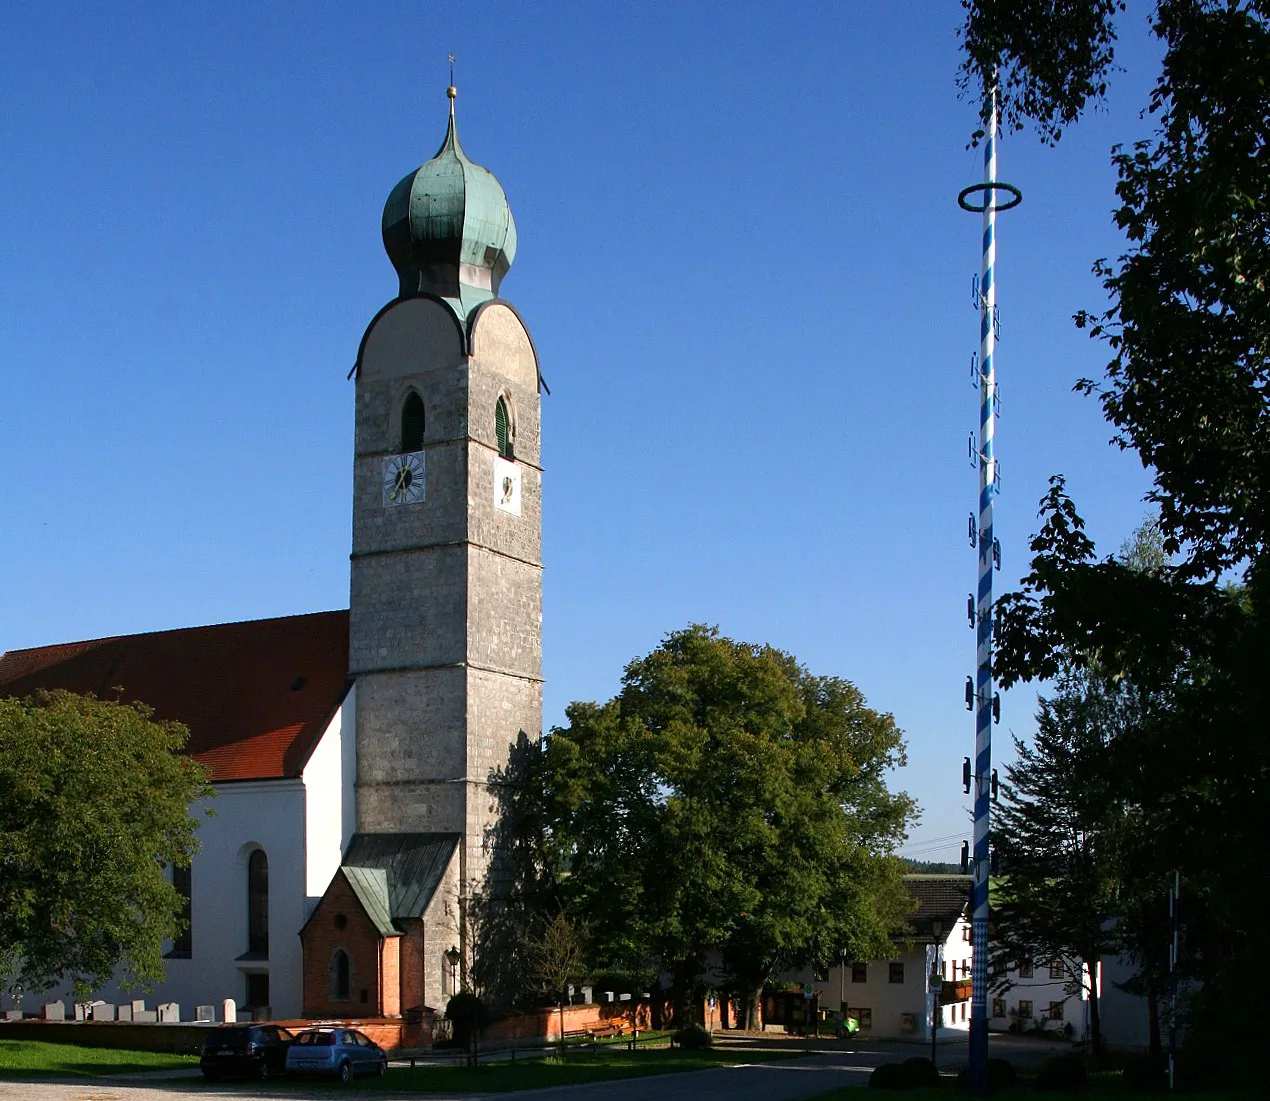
589 1023 624 1039
562 1029 591 1042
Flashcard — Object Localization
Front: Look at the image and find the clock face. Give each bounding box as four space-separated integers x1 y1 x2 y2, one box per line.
492 455 521 516
383 452 426 506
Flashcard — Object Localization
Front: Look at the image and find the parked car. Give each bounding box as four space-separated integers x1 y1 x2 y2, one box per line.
285 1027 388 1083
199 1024 294 1081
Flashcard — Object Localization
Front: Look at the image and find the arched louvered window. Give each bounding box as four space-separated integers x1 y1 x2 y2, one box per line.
331 949 350 999
495 396 513 459
247 849 269 955
401 391 425 453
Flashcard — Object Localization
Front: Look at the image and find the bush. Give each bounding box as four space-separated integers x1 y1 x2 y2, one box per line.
899 1057 940 1088
955 1058 1017 1093
445 992 489 1048
869 1062 905 1089
672 1024 712 1050
1035 1054 1086 1091
1120 1055 1167 1092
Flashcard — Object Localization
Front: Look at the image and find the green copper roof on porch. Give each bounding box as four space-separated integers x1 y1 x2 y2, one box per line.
381 86 517 316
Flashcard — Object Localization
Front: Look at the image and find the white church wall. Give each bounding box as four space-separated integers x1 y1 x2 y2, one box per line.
302 688 356 909
52 778 309 1020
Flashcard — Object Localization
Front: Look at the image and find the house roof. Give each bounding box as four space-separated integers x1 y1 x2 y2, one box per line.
901 875 973 942
342 866 397 937
0 610 350 783
342 833 460 922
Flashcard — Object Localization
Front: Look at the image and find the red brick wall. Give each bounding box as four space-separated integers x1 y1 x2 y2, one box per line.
300 871 398 1018
398 918 426 1011
484 1002 652 1043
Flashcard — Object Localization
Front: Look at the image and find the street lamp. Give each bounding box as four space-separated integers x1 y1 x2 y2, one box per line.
444 945 461 996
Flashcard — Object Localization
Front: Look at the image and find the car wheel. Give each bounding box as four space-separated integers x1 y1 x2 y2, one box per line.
377 1058 388 1077
258 1060 270 1081
339 1060 352 1085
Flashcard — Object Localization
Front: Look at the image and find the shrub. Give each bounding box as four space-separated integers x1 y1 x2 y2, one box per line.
869 1062 905 1089
672 1024 712 1050
1120 1055 1167 1091
899 1057 940 1088
1035 1054 1086 1091
445 992 489 1048
955 1059 1017 1093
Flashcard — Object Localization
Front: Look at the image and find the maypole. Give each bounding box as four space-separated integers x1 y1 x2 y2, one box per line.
958 89 1019 1095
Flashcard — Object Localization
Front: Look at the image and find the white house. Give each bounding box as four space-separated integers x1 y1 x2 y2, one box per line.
0 610 356 1020
824 875 975 1040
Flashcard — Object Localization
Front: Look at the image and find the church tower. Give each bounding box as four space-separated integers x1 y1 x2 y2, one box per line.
342 86 542 1005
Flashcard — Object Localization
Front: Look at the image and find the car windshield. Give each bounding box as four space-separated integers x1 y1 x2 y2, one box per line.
296 1032 336 1046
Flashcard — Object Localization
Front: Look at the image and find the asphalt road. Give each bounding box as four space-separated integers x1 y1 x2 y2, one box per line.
0 1035 1068 1101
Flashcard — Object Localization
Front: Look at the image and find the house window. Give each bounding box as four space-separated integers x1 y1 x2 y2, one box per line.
992 998 1006 1018
1018 958 1033 979
1017 999 1033 1020
401 391 425 452
961 1003 967 1022
495 396 514 458
331 949 350 999
1049 959 1065 980
962 924 972 943
889 962 904 984
247 849 269 955
1049 1000 1065 1021
168 863 192 959
851 962 867 983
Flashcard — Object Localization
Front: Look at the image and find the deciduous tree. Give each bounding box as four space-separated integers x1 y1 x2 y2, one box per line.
0 691 212 1001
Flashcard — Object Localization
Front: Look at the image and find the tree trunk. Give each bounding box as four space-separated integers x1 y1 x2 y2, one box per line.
558 999 566 1057
720 994 731 1030
1086 959 1103 1061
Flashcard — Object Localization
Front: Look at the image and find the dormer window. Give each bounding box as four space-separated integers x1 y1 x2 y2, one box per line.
401 392 425 453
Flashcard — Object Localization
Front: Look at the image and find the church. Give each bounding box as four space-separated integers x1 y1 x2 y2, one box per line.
0 84 543 1023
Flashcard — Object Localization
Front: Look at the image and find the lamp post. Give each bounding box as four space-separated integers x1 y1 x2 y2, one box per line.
444 945 461 996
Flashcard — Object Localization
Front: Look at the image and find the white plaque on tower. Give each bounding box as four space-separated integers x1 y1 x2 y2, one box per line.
492 456 521 516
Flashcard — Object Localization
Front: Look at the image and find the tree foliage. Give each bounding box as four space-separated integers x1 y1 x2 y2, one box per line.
542 626 916 1028
0 691 212 1000
962 1 1269 1076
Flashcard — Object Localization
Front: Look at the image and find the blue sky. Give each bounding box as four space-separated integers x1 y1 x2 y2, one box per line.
2 2 1165 860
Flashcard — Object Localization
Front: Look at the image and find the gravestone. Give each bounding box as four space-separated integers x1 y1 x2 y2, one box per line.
134 1010 157 1023
602 991 615 1004
619 993 632 1002
73 1003 87 1021
158 1003 181 1023
222 998 236 1024
116 1005 133 1022
90 1002 115 1021
42 1002 65 1021
195 1005 215 1023
1 1010 20 1021
581 985 593 1003
131 999 146 1015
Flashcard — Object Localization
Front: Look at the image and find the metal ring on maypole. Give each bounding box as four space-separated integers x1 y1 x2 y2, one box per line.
957 181 1022 213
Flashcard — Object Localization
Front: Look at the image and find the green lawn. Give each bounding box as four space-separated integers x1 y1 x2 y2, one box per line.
0 1038 199 1078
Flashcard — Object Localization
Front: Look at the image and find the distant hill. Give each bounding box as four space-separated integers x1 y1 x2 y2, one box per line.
901 859 962 874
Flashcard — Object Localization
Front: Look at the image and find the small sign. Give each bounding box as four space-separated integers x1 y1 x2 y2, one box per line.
803 984 816 999
929 971 942 992
493 456 522 516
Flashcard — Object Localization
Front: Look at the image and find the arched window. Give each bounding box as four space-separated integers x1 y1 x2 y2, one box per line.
400 391 425 453
494 396 513 459
331 949 350 999
247 849 269 955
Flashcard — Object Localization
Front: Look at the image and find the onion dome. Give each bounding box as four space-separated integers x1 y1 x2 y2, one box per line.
382 87 517 318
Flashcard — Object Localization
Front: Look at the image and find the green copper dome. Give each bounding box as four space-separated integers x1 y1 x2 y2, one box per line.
382 97 517 318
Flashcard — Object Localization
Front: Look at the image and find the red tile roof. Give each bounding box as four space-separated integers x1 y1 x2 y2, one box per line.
0 611 350 783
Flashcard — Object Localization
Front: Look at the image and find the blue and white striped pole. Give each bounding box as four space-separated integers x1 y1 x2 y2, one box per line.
969 90 999 1095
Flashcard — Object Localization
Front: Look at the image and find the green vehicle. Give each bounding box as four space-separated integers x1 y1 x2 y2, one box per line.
819 1009 861 1038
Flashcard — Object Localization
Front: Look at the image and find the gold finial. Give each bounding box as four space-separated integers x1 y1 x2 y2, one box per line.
447 53 456 115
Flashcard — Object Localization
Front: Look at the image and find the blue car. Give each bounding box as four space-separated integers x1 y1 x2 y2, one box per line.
284 1027 388 1083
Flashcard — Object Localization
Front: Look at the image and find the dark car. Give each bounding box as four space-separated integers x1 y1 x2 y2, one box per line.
199 1024 294 1081
285 1027 388 1083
